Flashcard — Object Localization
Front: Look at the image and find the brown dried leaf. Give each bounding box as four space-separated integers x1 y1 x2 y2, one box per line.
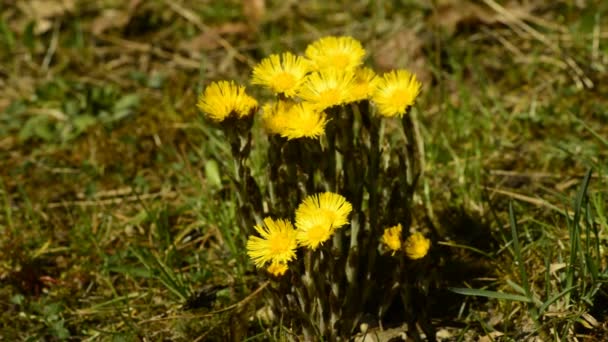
431 1 492 35
353 323 408 342
91 9 129 35
242 0 266 29
17 0 75 19
0 136 15 150
0 96 9 113
16 0 75 34
478 331 504 342
179 23 249 52
372 29 430 85
91 0 142 35
431 0 539 35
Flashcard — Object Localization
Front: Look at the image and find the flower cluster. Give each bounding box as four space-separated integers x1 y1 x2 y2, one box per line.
381 224 431 259
196 36 428 337
196 36 421 139
246 192 352 276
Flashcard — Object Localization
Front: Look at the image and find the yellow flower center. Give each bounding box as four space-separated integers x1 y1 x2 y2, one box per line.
320 209 337 226
318 88 341 106
388 88 409 108
307 224 331 246
329 53 350 68
350 83 368 100
270 234 291 255
405 233 431 259
273 72 296 92
386 236 401 251
296 114 322 134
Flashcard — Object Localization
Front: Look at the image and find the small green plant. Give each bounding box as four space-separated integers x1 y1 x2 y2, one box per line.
451 169 608 339
197 36 432 340
2 79 139 144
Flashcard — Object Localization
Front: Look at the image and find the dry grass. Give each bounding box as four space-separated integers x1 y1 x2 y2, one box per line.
1 0 607 340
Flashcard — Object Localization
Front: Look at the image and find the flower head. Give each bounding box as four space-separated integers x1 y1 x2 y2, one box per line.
295 213 333 250
305 36 366 71
197 81 258 122
267 261 289 277
251 52 311 97
404 232 431 260
347 67 378 103
372 70 421 117
262 101 292 135
282 103 327 140
262 101 327 140
247 217 298 268
298 69 356 110
295 192 352 249
381 224 402 255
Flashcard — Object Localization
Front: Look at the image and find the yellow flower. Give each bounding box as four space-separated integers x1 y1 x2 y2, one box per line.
305 36 366 71
281 103 327 140
381 224 402 255
295 213 334 250
267 261 289 277
295 192 352 249
372 70 421 117
262 101 326 139
251 52 311 97
404 232 431 260
347 67 378 103
262 101 292 135
247 217 298 268
298 69 356 110
197 81 258 122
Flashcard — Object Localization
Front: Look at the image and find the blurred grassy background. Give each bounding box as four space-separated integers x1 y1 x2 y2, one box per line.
1 0 607 340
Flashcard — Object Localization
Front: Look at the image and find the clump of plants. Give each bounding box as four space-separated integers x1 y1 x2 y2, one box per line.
197 36 433 340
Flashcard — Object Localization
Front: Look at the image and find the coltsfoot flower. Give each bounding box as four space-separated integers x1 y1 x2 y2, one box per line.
267 261 289 277
295 214 333 250
305 36 366 71
251 52 311 97
280 103 327 140
262 101 327 140
404 232 430 260
247 217 298 268
347 67 378 103
262 101 293 135
298 69 356 110
295 192 352 249
372 70 421 117
197 81 258 122
381 224 402 255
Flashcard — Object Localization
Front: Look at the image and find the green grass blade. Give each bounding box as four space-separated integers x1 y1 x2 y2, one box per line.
0 18 15 51
437 241 494 259
538 286 578 315
0 178 12 231
573 169 592 225
509 202 531 300
449 287 533 303
505 279 526 295
566 169 592 303
543 246 552 305
130 247 188 301
573 116 608 147
585 201 599 282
